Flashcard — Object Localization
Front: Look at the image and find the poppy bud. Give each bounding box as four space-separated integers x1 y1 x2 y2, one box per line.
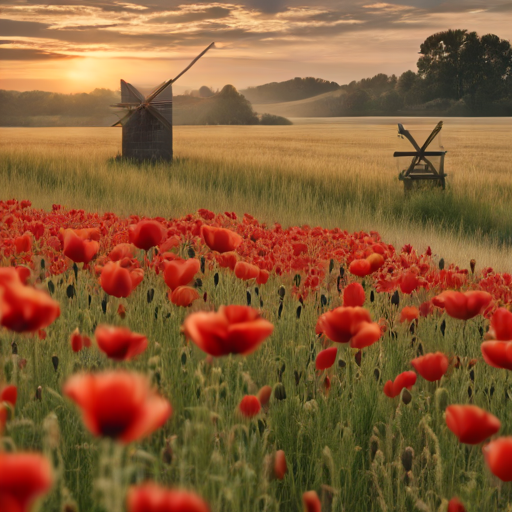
257 385 272 407
303 491 321 512
401 447 414 472
274 383 287 401
402 389 412 405
470 259 476 275
274 450 287 480
52 355 59 372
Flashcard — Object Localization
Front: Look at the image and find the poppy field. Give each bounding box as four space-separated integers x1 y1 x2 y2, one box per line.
3 196 512 512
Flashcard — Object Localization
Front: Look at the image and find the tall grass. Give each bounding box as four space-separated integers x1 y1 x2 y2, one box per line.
1 119 511 271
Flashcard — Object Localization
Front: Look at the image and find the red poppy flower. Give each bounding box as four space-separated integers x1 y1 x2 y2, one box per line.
128 220 165 251
383 371 417 398
183 305 273 357
163 258 200 291
303 491 321 512
202 225 243 253
367 253 384 273
63 371 171 443
432 290 492 320
127 483 210 512
315 347 338 370
130 268 144 290
234 261 260 281
117 304 126 319
348 259 371 277
399 306 419 324
14 233 32 254
95 325 148 361
445 405 500 444
411 352 449 382
488 308 512 341
1 385 17 407
109 243 137 261
169 286 200 307
216 251 238 270
15 266 31 284
481 341 512 370
448 497 466 512
400 271 419 294
0 404 6 435
343 282 365 307
100 261 133 298
257 385 272 407
257 269 269 285
70 328 91 353
274 450 287 480
239 395 261 418
0 267 60 333
62 228 99 264
316 306 381 349
419 300 433 317
484 437 512 481
0 452 53 512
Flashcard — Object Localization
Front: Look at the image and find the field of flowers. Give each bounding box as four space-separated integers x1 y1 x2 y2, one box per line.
2 198 512 512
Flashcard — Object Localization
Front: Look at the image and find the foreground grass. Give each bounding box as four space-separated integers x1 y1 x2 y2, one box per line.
2 267 512 512
0 119 511 272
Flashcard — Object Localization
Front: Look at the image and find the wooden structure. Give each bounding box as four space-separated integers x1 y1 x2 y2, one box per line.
112 42 215 161
393 121 447 193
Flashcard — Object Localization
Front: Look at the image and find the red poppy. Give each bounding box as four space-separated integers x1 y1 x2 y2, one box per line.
239 395 261 418
163 258 200 291
400 271 419 294
383 371 417 398
62 228 99 264
399 306 419 324
183 305 273 357
159 235 181 253
100 261 133 298
1 385 17 407
109 243 137 261
0 404 6 435
448 497 466 512
484 437 512 481
257 269 270 285
71 328 91 353
117 304 126 319
481 341 512 370
488 308 512 340
303 491 321 512
95 325 148 361
348 259 371 277
316 306 381 349
63 371 171 443
257 385 272 407
343 283 365 307
15 266 31 284
419 300 433 317
274 450 287 480
169 286 200 307
367 253 384 273
432 290 492 320
0 452 53 512
202 225 243 254
445 405 500 444
411 352 449 382
216 251 238 270
0 267 60 333
14 233 32 254
130 268 144 290
127 483 210 512
234 261 260 281
315 347 338 370
128 220 165 251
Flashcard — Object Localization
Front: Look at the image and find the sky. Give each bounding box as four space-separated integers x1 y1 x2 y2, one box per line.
0 0 511 94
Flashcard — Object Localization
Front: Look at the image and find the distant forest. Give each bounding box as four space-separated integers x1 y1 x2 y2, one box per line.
0 28 510 126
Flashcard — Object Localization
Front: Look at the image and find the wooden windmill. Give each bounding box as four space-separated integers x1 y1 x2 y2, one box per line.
112 42 215 161
393 121 447 193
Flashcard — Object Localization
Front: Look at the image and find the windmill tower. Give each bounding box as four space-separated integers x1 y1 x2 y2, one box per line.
112 42 215 161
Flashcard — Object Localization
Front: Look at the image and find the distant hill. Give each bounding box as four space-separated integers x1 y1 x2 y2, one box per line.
241 77 340 104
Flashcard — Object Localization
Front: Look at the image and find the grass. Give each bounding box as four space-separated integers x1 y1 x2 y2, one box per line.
0 119 511 272
1 119 512 511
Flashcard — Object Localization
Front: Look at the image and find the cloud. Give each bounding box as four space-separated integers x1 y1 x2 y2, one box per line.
151 6 232 23
0 48 81 60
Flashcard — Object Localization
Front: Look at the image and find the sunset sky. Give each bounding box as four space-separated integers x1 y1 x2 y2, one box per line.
0 0 510 94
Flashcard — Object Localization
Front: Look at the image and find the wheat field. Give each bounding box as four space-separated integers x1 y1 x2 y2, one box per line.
1 117 511 271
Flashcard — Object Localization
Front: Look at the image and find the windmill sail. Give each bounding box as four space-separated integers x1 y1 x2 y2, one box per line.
121 80 144 105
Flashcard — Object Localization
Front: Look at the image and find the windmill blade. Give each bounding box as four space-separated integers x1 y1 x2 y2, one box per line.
111 110 135 127
419 121 443 153
397 123 421 152
146 104 173 132
121 80 144 104
145 42 215 103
